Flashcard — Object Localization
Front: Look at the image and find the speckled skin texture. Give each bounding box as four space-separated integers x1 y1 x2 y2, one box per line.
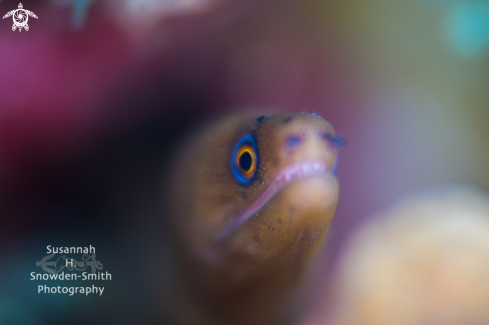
165 113 339 325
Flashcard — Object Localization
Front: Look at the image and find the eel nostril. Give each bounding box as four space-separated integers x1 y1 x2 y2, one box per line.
286 136 302 147
323 133 347 149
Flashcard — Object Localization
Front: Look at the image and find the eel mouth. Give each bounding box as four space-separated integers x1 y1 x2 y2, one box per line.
217 160 331 241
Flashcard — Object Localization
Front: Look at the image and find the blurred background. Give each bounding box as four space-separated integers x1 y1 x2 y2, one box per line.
0 0 488 324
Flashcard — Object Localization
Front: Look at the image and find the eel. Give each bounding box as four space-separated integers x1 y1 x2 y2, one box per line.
164 112 342 325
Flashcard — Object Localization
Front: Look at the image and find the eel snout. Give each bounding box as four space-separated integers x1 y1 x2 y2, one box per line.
221 113 340 260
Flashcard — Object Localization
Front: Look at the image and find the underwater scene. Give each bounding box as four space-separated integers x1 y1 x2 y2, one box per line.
0 0 489 324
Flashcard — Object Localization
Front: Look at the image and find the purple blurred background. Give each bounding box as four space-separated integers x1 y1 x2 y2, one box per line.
0 0 488 323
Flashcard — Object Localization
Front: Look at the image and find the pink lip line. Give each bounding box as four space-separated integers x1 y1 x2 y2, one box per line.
216 160 329 242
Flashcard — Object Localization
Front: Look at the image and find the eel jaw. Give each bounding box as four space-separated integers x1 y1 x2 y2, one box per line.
217 160 331 242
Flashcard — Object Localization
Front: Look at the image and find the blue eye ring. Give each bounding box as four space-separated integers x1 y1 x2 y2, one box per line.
231 134 258 185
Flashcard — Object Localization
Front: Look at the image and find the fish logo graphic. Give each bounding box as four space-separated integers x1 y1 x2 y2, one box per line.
36 253 103 274
3 3 38 32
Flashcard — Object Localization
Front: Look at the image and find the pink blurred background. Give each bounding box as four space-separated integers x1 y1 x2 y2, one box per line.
1 0 488 323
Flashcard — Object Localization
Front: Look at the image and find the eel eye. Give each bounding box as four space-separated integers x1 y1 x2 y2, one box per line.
232 134 258 184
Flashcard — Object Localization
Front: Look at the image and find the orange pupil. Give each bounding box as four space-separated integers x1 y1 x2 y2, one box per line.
236 146 255 176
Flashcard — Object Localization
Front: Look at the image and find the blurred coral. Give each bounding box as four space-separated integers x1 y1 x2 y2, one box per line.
325 185 489 325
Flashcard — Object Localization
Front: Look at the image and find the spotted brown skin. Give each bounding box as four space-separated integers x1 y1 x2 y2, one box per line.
165 113 340 325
